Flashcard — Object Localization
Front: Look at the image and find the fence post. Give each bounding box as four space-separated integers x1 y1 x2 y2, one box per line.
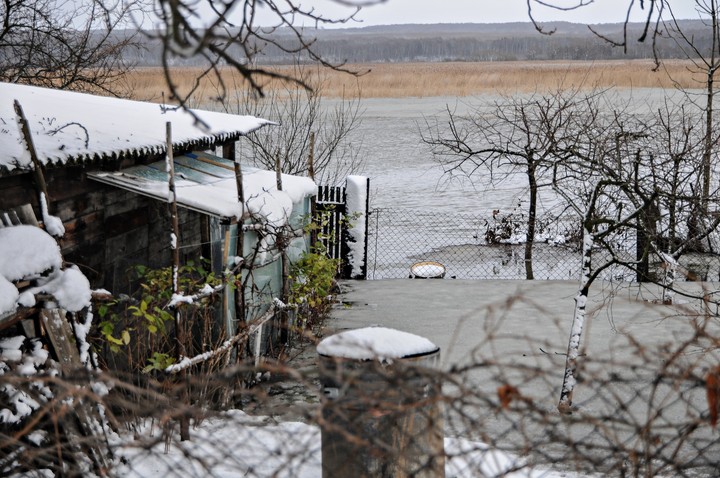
318 327 445 477
342 176 370 280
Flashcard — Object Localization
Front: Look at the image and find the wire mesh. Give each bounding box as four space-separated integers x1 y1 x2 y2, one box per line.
367 208 720 282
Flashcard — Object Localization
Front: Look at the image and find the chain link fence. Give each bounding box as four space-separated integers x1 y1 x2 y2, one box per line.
367 208 720 282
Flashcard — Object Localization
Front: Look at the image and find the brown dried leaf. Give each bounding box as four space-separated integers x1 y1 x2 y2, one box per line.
497 384 520 410
706 366 720 428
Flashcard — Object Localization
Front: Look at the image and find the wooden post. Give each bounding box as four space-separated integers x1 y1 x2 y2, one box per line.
166 122 190 441
308 131 316 181
14 101 48 198
275 156 290 347
225 141 245 364
14 100 55 231
275 155 283 191
308 133 318 249
166 123 181 298
41 310 110 474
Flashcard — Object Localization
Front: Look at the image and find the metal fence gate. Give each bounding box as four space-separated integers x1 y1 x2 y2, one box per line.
315 184 346 264
316 178 372 280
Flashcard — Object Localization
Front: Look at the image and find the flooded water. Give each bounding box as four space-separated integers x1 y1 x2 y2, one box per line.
328 88 705 279
348 96 522 217
343 88 686 216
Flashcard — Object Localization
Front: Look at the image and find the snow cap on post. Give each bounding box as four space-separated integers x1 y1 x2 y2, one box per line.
317 326 439 362
344 175 368 279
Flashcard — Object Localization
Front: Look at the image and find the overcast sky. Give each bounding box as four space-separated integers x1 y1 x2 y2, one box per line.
282 0 703 28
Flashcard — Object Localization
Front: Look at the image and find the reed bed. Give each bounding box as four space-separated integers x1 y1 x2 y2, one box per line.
124 60 703 103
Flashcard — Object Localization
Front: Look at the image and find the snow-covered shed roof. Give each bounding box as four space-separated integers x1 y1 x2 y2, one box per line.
0 83 273 176
89 151 317 225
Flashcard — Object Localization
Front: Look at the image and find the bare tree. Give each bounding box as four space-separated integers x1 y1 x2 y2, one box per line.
134 0 380 110
526 0 664 47
223 66 364 185
0 0 141 94
549 98 656 410
532 1 720 218
423 89 588 279
547 93 720 409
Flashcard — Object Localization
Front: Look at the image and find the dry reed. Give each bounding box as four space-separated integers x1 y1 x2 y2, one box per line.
123 60 703 103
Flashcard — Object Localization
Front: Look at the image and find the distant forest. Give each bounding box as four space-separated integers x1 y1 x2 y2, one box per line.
127 21 712 66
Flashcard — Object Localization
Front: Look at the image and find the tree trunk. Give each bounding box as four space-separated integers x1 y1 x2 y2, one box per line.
558 228 592 413
524 162 537 280
703 69 714 215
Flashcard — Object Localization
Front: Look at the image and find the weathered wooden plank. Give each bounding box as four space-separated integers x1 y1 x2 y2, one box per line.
156 162 222 183
54 191 105 220
104 225 149 260
40 309 81 368
13 204 39 226
188 151 237 170
0 185 36 211
0 204 38 227
0 307 36 332
60 211 102 235
44 168 102 203
103 208 150 237
103 193 148 217
1 210 19 226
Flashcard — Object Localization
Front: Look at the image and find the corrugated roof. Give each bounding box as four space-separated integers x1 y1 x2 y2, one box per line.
88 151 317 225
0 83 273 175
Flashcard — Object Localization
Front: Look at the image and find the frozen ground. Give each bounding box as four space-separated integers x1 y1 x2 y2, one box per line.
326 279 720 475
235 278 720 476
111 409 589 477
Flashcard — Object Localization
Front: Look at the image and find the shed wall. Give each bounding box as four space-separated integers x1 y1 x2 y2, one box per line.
0 164 204 294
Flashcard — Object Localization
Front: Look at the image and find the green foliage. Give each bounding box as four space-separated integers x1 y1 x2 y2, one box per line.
127 300 173 335
142 353 176 373
93 258 222 374
287 208 353 330
289 250 340 324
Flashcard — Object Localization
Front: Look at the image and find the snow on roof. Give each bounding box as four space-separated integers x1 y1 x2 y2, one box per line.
317 326 439 361
0 82 273 175
88 152 317 226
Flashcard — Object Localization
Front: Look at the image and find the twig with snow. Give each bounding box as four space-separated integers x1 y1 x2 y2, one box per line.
165 259 244 309
164 306 277 374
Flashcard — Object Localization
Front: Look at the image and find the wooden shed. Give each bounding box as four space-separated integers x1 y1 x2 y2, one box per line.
0 83 317 346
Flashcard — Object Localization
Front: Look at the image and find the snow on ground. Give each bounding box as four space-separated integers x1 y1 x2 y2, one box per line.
112 410 585 478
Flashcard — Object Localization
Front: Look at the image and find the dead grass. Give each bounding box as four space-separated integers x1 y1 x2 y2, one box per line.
123 60 704 103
